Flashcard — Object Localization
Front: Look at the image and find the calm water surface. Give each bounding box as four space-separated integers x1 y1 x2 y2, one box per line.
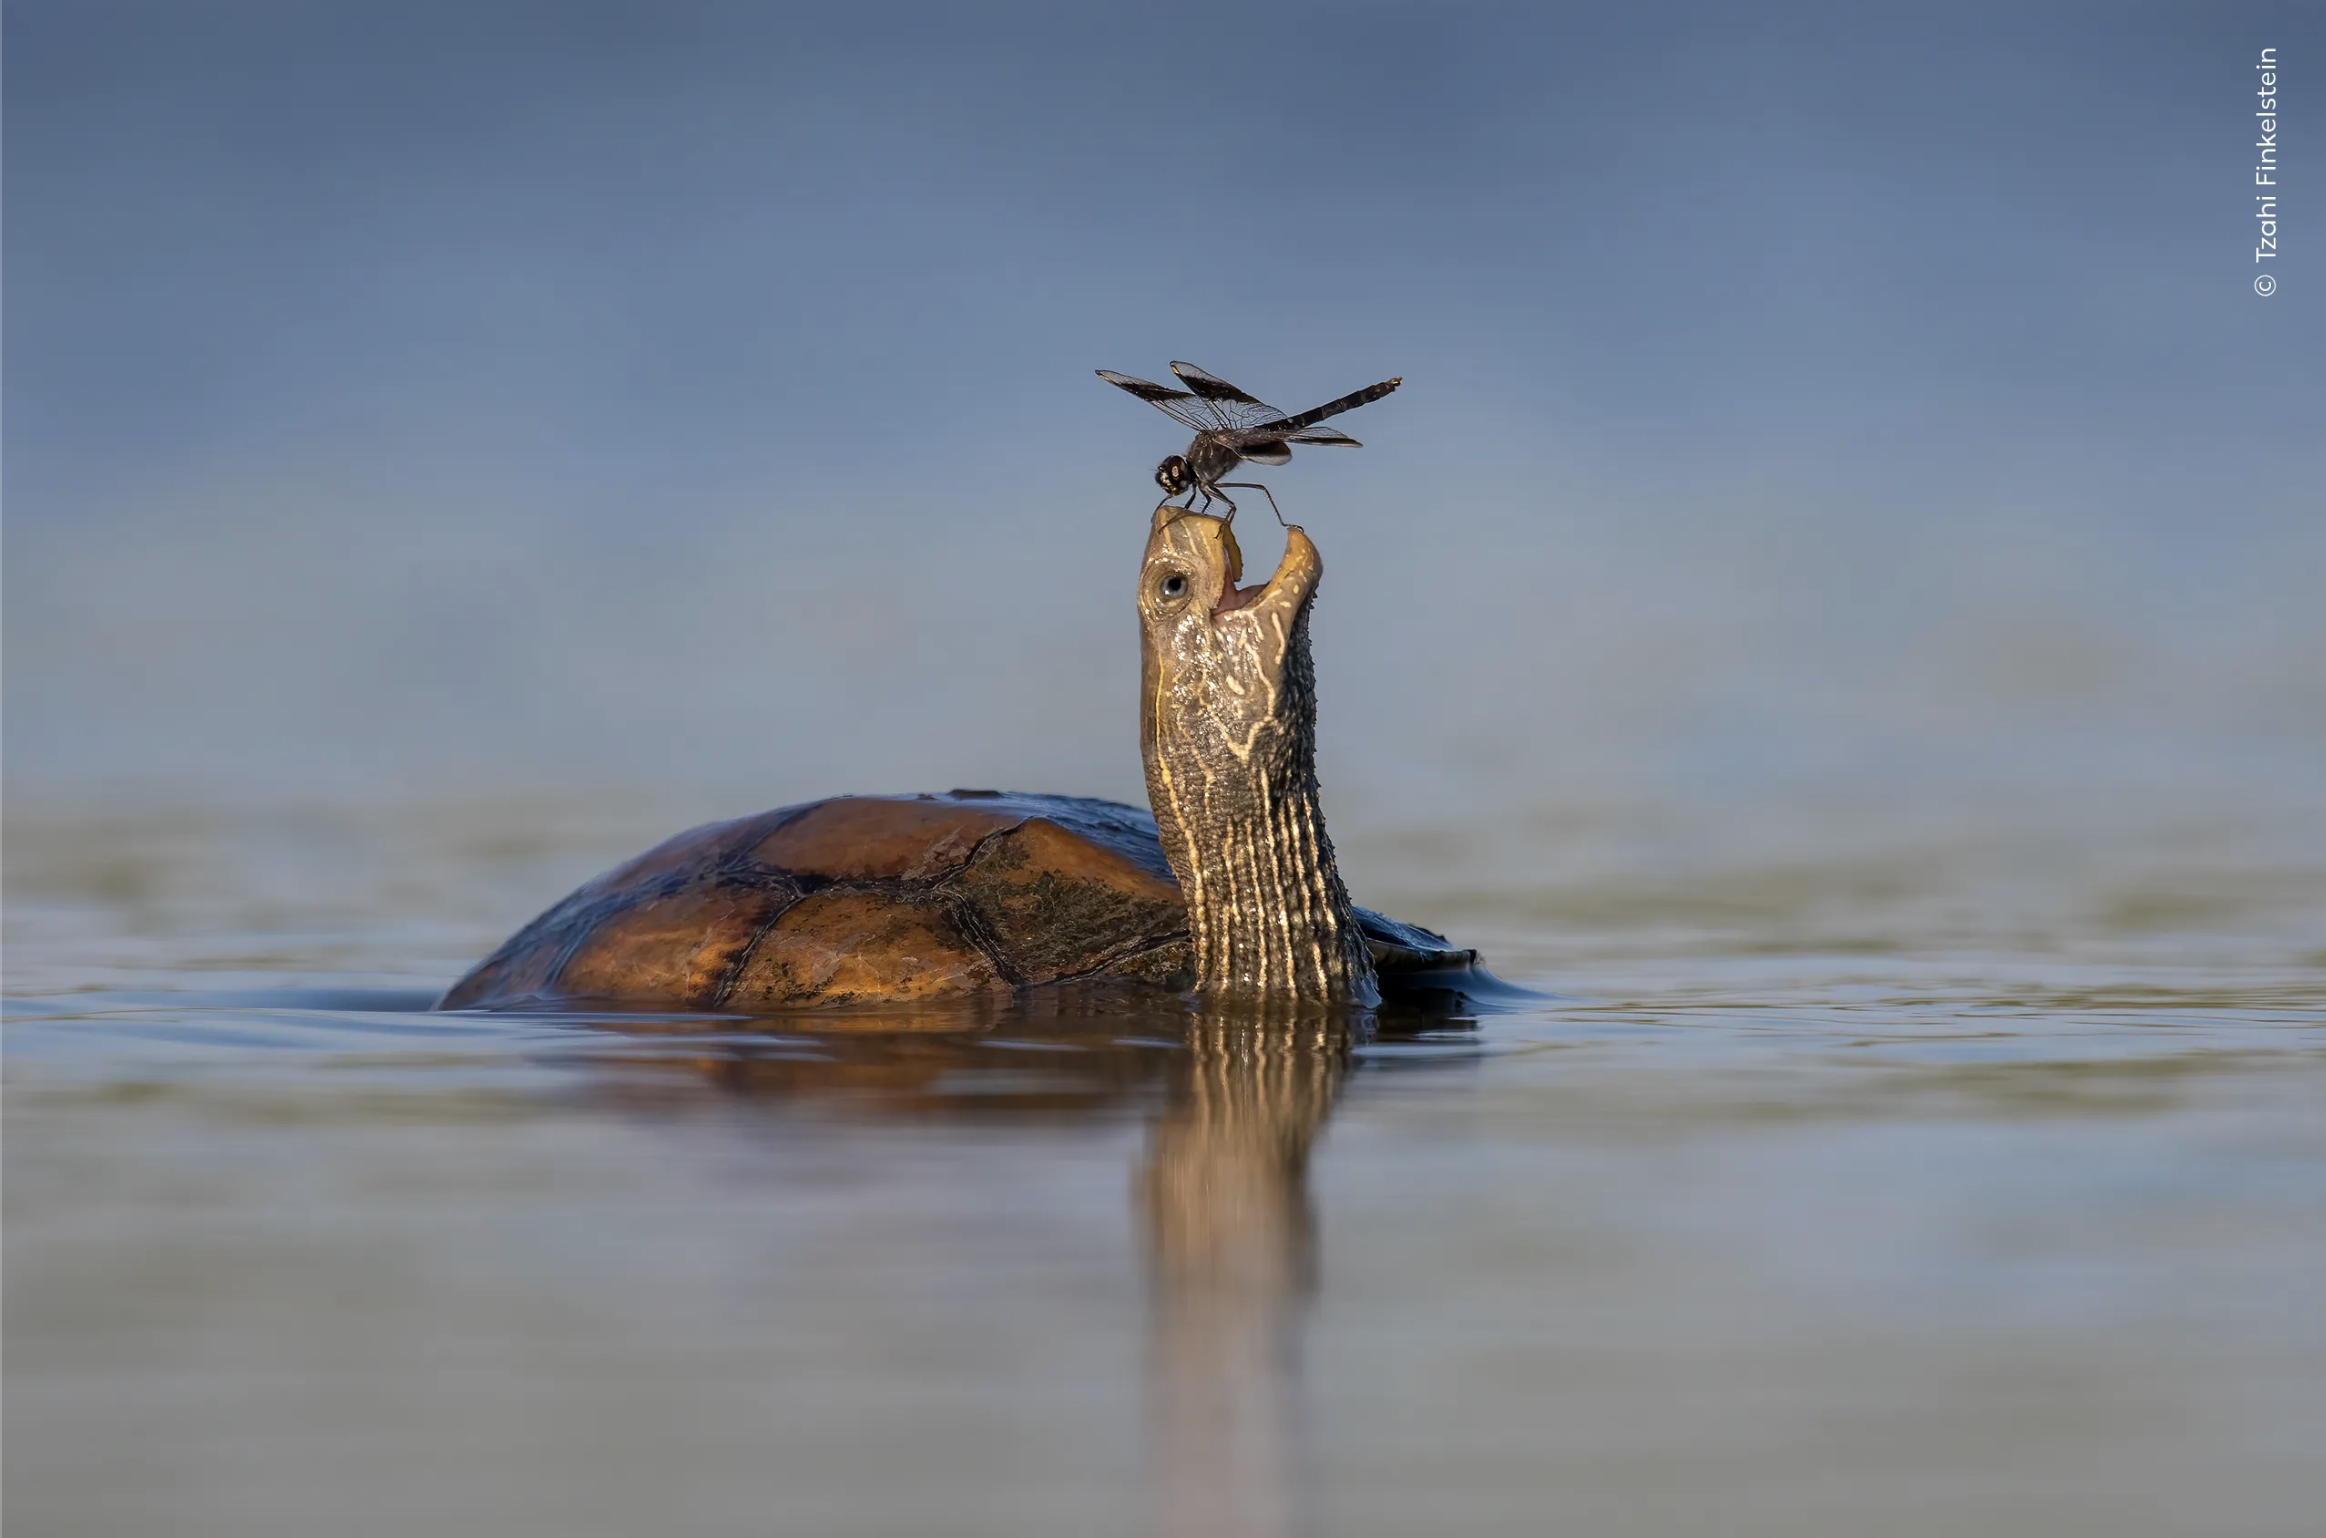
7 791 2325 1537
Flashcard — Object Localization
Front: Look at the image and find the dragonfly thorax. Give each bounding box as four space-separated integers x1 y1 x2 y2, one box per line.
1183 436 1244 487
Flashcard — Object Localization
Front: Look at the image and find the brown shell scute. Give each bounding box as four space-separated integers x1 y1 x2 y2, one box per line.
945 817 1186 984
582 807 797 899
435 807 805 1010
747 797 1023 881
553 886 792 1006
726 889 1006 1007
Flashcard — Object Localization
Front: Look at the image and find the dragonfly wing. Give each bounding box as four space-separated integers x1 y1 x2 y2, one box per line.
1169 362 1286 430
1227 433 1294 466
1097 370 1215 434
1287 426 1361 446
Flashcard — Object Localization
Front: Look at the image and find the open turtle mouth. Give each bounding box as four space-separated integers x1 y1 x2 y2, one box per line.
1211 520 1322 622
1213 579 1266 618
1209 519 1261 617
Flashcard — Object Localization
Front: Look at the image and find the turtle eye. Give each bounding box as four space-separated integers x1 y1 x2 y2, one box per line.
1159 574 1188 599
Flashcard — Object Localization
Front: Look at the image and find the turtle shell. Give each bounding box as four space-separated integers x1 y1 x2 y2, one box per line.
438 790 1476 1012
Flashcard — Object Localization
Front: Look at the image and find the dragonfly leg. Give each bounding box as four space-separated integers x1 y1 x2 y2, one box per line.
1214 482 1283 528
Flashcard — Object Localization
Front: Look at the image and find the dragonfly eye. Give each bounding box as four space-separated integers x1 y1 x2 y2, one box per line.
1155 456 1189 493
1159 574 1188 600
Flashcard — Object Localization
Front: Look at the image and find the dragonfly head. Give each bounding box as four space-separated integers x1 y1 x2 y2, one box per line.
1154 455 1191 497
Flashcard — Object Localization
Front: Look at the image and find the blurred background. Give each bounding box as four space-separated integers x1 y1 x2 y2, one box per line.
8 0 2319 853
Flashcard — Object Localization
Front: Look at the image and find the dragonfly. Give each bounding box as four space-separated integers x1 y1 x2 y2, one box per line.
1096 361 1401 524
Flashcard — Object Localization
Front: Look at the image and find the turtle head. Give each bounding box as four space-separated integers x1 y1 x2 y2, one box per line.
1154 455 1192 497
1137 502 1321 731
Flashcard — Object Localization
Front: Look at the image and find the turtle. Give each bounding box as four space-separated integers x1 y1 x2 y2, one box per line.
440 504 1494 1012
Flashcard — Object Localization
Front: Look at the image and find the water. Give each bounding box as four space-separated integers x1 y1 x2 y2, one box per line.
7 788 2323 1537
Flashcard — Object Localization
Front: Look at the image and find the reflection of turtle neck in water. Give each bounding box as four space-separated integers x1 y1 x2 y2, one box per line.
1139 1014 1352 1538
